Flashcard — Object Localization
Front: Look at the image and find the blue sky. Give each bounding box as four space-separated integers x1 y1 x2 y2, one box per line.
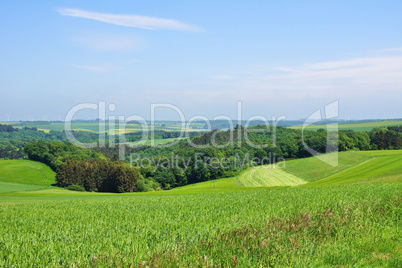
1 0 402 121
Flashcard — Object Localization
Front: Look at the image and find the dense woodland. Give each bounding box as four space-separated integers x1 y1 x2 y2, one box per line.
129 125 401 190
56 159 139 193
0 123 401 192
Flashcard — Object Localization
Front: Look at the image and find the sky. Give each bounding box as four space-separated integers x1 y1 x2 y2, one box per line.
1 0 402 122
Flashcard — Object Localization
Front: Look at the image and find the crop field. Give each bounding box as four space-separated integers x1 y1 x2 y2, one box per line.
0 160 55 186
301 154 402 187
5 121 206 134
0 181 48 193
356 149 402 156
289 120 402 132
283 151 372 182
0 183 401 267
0 151 401 266
236 165 307 187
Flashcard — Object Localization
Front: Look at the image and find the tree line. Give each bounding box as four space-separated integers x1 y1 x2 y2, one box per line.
3 123 401 192
131 125 401 190
56 159 138 193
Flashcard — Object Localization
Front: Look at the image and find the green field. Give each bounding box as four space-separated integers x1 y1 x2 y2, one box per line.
0 151 401 266
0 181 49 193
290 120 402 132
283 151 372 182
236 165 307 187
0 160 56 186
4 121 206 134
0 184 400 266
301 154 402 187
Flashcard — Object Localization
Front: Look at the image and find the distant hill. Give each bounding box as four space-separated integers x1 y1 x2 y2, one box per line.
289 120 402 132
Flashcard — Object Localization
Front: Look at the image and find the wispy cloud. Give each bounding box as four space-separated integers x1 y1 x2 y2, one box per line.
72 64 108 72
378 47 402 53
57 8 203 31
190 50 402 103
208 75 235 80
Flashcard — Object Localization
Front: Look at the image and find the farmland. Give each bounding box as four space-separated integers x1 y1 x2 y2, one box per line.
290 120 402 132
0 160 55 186
0 151 401 266
235 165 307 187
3 2 402 266
0 182 401 266
3 121 206 134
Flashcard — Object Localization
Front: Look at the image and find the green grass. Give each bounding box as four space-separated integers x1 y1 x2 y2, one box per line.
301 154 402 187
283 151 372 182
0 160 56 186
0 183 400 267
355 149 402 156
289 120 402 132
170 177 258 194
7 121 205 134
235 165 307 187
0 181 49 193
0 151 401 266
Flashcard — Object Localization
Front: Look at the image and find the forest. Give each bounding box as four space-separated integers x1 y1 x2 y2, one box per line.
2 123 399 192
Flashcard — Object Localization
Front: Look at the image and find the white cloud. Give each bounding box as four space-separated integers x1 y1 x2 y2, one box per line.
184 51 402 104
57 8 203 31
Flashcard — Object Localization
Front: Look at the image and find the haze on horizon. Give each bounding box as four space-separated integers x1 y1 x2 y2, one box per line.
1 1 402 122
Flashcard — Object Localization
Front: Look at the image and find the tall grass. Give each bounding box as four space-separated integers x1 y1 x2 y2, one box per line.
0 183 400 266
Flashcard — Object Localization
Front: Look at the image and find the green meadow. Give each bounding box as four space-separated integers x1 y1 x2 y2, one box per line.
0 160 55 186
235 165 307 187
0 150 401 266
5 121 205 134
290 120 402 132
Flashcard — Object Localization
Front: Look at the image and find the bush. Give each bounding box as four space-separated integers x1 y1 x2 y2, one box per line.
134 180 150 192
66 184 86 192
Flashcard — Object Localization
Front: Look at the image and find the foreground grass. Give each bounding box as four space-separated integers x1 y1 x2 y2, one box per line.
0 183 401 267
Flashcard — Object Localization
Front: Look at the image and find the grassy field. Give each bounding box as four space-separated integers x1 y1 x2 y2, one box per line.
283 151 372 182
0 160 56 186
4 121 206 134
0 181 49 193
0 151 401 266
290 120 402 132
0 184 400 267
235 165 307 187
301 154 402 187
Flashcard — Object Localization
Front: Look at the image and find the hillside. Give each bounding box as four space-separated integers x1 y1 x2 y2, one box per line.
235 165 307 187
1 150 400 196
0 160 56 193
227 150 401 189
0 160 56 186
